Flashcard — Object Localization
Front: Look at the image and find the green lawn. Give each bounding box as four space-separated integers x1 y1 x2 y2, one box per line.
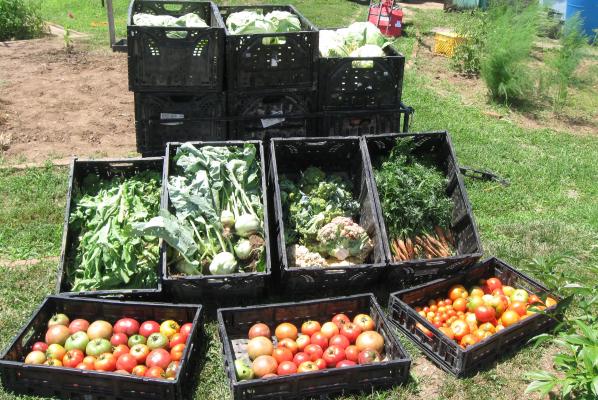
3 1 598 400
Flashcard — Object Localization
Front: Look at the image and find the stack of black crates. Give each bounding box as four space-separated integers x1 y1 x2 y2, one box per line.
127 1 411 155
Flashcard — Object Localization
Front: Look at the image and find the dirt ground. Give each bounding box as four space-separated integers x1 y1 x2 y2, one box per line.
0 36 135 165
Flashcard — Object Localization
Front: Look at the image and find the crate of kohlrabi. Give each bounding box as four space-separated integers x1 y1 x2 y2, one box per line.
133 141 271 305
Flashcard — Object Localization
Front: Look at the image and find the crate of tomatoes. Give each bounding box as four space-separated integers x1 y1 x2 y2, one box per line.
217 294 411 399
388 258 561 377
0 296 204 400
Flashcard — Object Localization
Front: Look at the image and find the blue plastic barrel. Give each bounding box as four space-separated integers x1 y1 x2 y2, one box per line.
566 0 598 40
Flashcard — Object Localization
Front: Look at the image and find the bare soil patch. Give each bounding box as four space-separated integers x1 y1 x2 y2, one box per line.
0 37 135 164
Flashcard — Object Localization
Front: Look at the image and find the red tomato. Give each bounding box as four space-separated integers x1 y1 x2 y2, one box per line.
416 323 433 338
169 333 187 348
248 323 271 340
293 352 310 366
68 319 90 335
345 345 359 362
314 358 326 370
130 344 150 364
62 349 84 368
180 323 193 338
110 333 129 347
485 277 503 292
76 362 93 370
277 360 297 375
300 320 321 336
275 323 298 341
132 364 148 376
296 334 310 351
146 349 171 370
492 288 505 296
32 342 48 353
322 345 346 368
170 343 185 361
357 349 382 365
145 366 165 379
336 360 356 368
94 353 117 371
501 310 520 327
310 332 328 349
277 338 298 355
272 347 294 364
139 321 160 338
329 334 350 349
113 318 140 336
116 353 138 373
304 344 323 362
450 320 470 341
474 305 496 323
339 322 362 344
509 301 528 316
331 314 351 328
112 344 129 360
82 355 96 368
320 322 339 339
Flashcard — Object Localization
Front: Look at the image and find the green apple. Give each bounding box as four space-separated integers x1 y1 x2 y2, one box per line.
235 359 254 381
65 331 89 351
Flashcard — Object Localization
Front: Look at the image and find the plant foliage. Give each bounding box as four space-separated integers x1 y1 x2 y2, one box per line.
0 0 45 41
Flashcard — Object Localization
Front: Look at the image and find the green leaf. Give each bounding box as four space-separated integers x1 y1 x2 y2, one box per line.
592 376 598 396
525 379 556 396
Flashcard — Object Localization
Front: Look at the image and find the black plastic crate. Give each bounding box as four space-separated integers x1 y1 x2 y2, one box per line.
270 137 387 294
218 293 411 400
57 157 165 299
0 295 204 400
227 90 317 140
134 92 227 156
128 0 225 92
161 140 271 304
318 44 405 111
321 104 413 136
219 5 318 91
388 258 561 376
362 132 483 287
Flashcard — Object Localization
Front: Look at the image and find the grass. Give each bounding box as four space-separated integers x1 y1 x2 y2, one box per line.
2 1 598 400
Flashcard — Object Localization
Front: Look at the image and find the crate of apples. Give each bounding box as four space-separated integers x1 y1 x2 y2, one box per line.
218 294 410 400
388 258 561 376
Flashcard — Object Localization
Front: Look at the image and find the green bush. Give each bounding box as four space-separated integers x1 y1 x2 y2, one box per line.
480 1 539 104
451 11 488 76
0 0 45 41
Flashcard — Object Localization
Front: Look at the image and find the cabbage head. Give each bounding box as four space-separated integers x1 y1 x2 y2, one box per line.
265 10 301 32
319 29 349 57
350 44 385 67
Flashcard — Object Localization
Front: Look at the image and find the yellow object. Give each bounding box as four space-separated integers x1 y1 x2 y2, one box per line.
433 30 466 57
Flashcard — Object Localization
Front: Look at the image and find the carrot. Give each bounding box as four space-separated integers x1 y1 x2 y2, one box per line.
434 226 448 248
425 233 444 250
392 240 406 261
405 237 414 259
397 238 409 258
416 237 441 258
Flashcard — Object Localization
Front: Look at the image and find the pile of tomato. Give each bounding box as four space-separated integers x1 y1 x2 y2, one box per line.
23 313 193 379
234 313 387 380
414 276 558 348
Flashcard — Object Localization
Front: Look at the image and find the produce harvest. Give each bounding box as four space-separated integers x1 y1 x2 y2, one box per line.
373 138 455 261
24 313 193 379
225 10 301 35
414 276 558 348
279 167 373 268
67 172 161 292
319 22 391 62
133 13 208 38
134 143 266 276
234 313 387 380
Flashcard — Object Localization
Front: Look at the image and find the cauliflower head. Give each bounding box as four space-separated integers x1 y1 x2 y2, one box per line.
316 217 373 262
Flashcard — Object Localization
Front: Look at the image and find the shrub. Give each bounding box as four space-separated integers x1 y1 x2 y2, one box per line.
0 0 45 41
451 11 488 76
480 0 539 104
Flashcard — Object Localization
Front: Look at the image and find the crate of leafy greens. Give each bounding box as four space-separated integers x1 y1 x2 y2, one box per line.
128 0 225 92
362 132 483 287
57 158 164 299
0 295 204 399
320 104 413 137
270 137 386 294
387 257 561 377
219 5 318 91
218 293 411 400
134 141 271 305
318 22 405 111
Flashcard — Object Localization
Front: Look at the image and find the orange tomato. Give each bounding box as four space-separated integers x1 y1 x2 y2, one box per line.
275 323 298 341
509 301 527 316
460 334 479 348
469 286 485 298
545 297 558 308
478 322 496 333
444 299 453 306
450 320 470 341
448 285 468 302
473 329 492 341
430 305 438 313
528 294 542 305
438 326 454 340
416 323 433 338
500 310 520 327
452 298 467 313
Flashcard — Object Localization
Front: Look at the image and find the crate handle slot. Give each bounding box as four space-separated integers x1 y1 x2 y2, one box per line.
165 31 189 39
352 60 375 69
323 269 347 275
262 37 287 45
108 162 135 168
163 3 183 11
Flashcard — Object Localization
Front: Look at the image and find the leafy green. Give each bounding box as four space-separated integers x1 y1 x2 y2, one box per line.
67 171 161 292
373 138 452 239
133 144 265 276
226 10 300 35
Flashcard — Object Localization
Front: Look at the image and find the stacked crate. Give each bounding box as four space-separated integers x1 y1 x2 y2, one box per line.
128 0 226 156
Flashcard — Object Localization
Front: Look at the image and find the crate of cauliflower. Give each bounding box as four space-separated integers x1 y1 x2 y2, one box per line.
218 5 319 91
270 137 386 293
133 140 271 304
128 0 225 92
318 22 405 111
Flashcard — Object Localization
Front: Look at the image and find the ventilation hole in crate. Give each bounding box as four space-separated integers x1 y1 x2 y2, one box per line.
147 38 159 56
193 40 208 56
